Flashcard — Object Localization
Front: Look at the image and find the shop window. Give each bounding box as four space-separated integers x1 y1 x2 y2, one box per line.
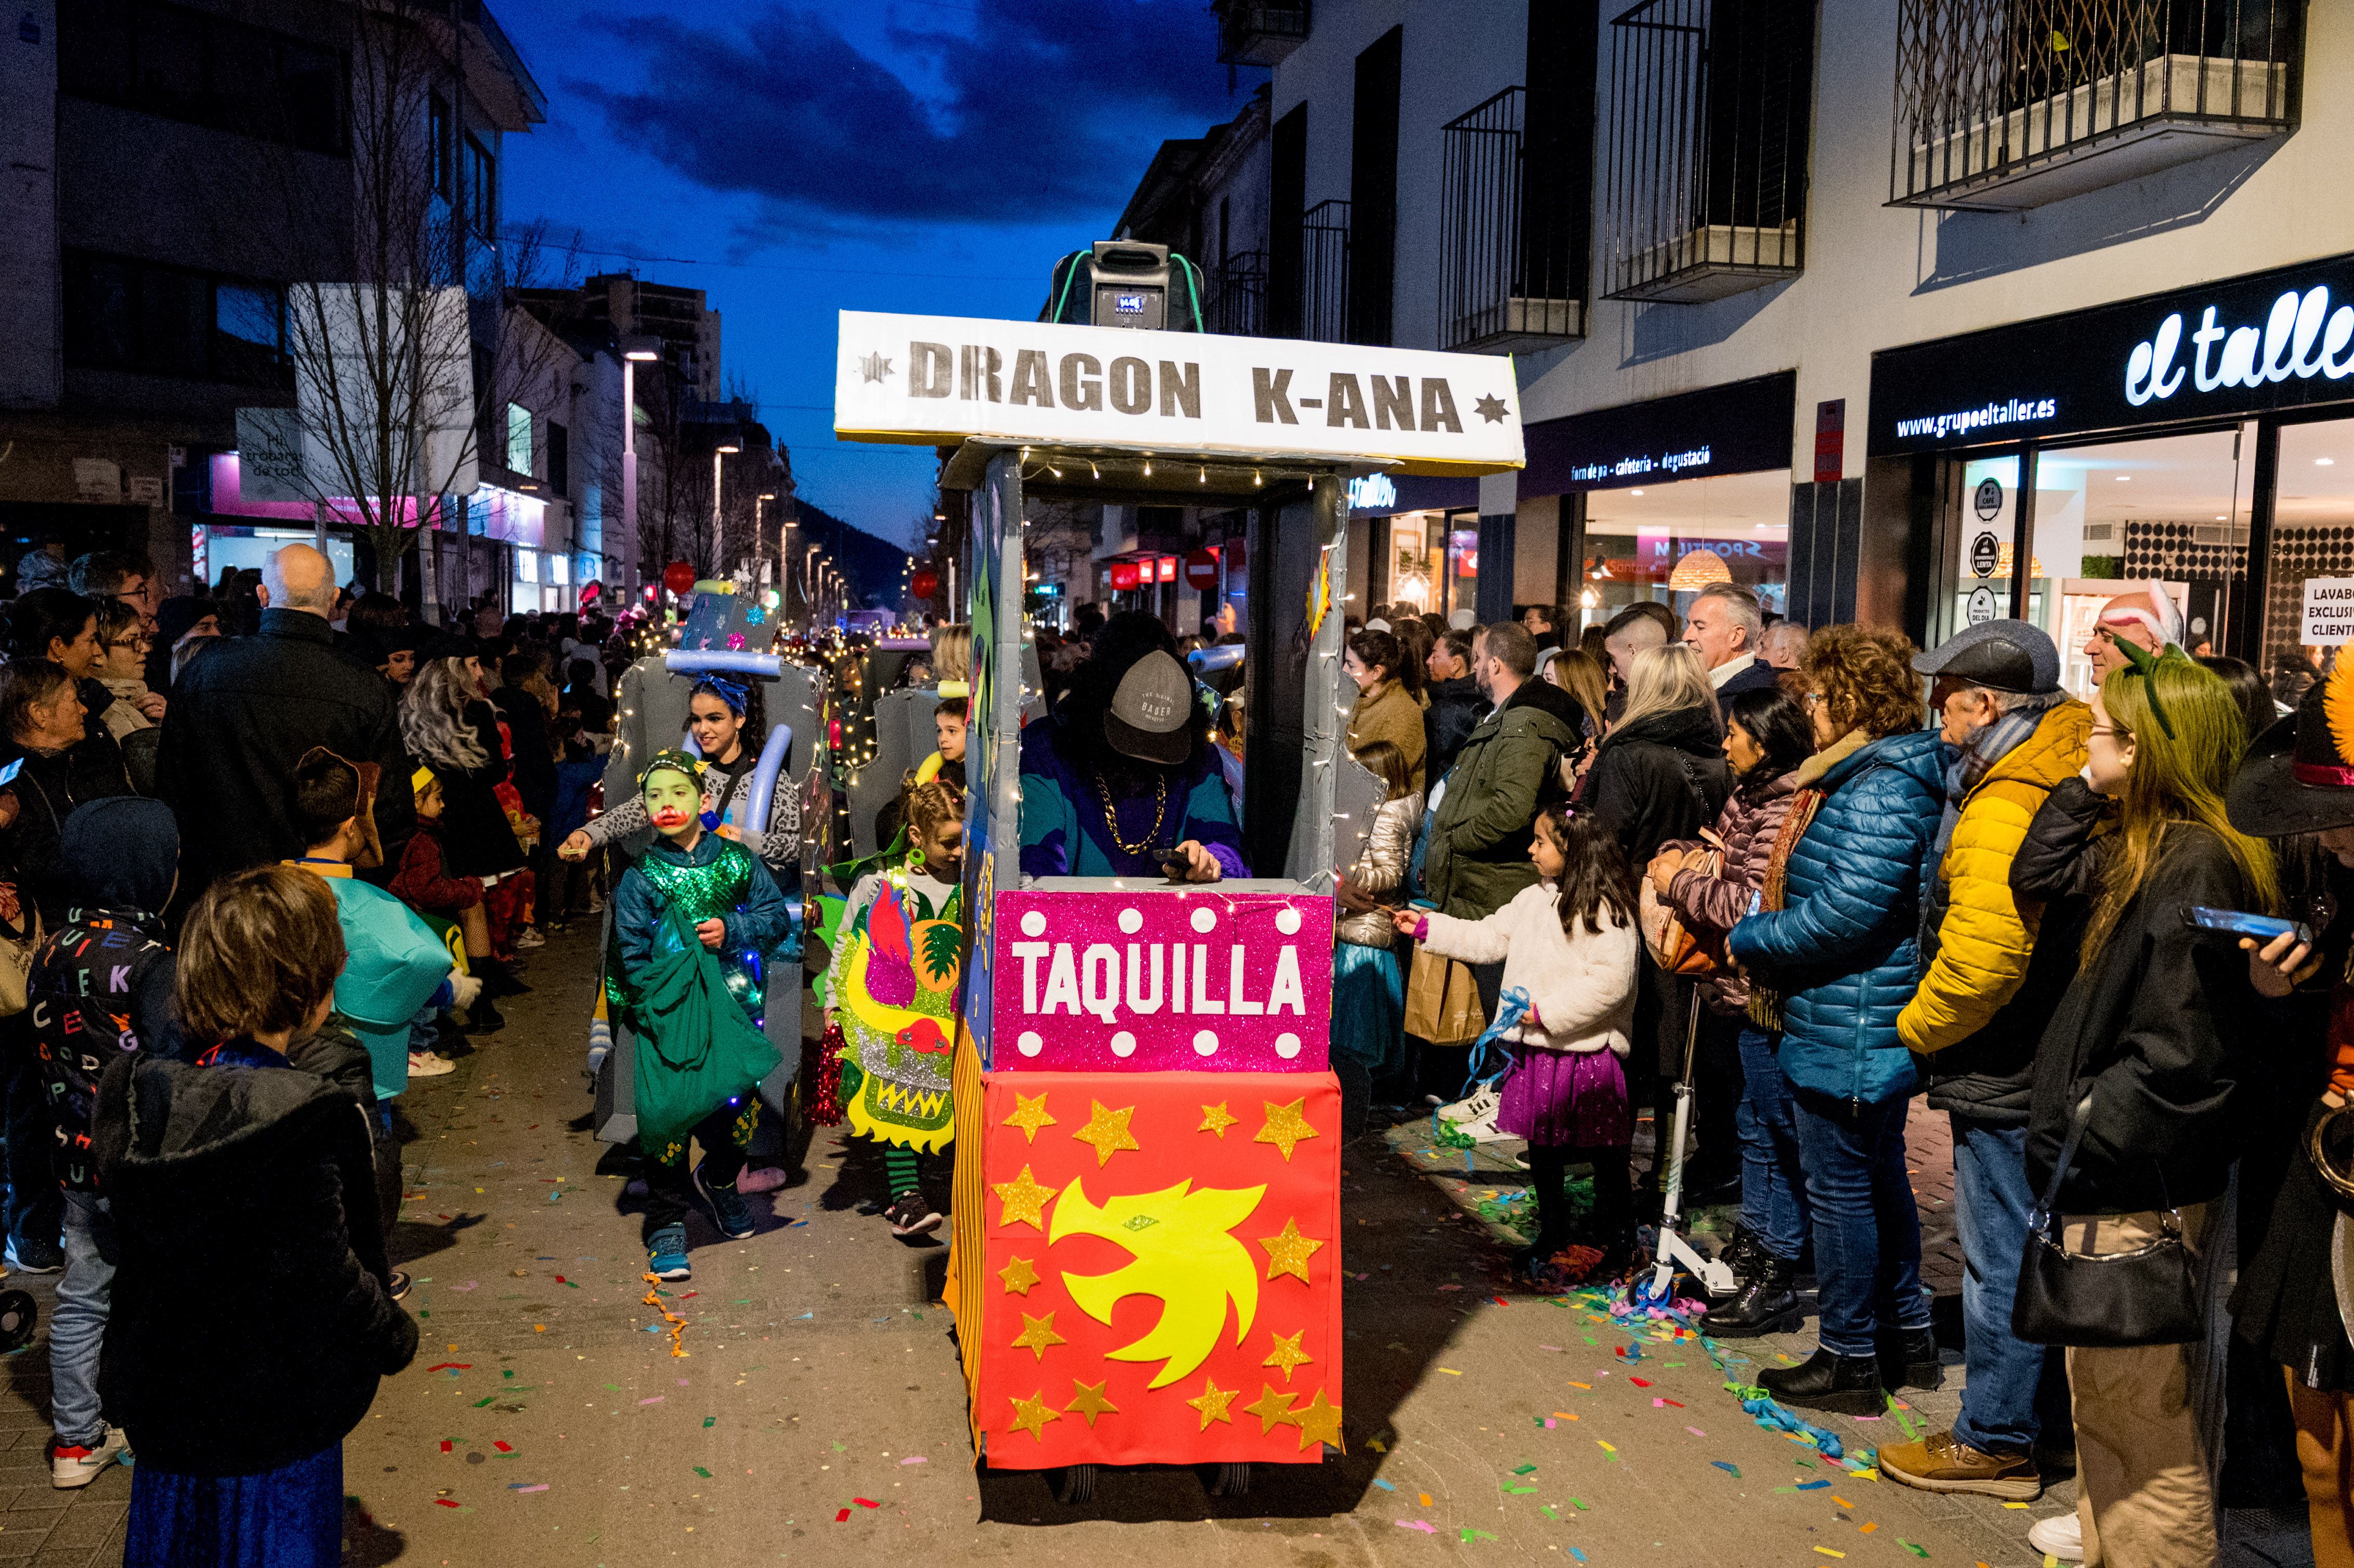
1891 0 2300 211
1580 469 1792 621
1603 0 1811 303
505 403 533 477
2261 420 2354 705
63 250 289 386
58 0 348 156
1985 431 2250 699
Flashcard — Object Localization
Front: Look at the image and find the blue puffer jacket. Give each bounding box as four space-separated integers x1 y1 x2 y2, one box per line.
1727 727 1952 1106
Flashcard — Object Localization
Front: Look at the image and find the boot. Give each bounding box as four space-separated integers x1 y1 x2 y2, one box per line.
1703 1259 1804 1337
1710 1227 1766 1293
1878 1326 1944 1392
1756 1347 1887 1416
475 958 531 998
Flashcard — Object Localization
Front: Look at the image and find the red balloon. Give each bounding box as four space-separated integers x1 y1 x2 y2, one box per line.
910 568 939 600
662 560 695 595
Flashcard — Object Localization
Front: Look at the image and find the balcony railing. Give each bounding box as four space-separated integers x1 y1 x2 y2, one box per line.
1439 87 1586 353
1208 250 1267 337
1604 0 1812 304
1891 0 2299 210
1301 199 1351 344
1215 0 1311 67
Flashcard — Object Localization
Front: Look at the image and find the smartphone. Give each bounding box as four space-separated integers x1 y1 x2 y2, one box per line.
0 759 19 789
1159 850 1192 882
2184 905 2315 949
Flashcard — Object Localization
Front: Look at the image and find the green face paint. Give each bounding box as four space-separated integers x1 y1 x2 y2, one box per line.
643 769 702 840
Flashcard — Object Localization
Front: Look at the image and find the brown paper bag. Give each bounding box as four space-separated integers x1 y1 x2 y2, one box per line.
1404 944 1484 1046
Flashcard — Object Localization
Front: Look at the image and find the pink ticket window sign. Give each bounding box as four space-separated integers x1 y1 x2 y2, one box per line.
990 890 1331 1072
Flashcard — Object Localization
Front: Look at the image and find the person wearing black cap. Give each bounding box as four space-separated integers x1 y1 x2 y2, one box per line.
2225 660 2354 1568
1017 611 1246 881
1877 619 2087 1501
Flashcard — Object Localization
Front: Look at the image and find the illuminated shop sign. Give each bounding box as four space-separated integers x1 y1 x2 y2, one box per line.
1871 251 2354 455
1522 372 1797 495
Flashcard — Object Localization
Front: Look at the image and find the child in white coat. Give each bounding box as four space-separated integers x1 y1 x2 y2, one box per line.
1394 803 1640 1272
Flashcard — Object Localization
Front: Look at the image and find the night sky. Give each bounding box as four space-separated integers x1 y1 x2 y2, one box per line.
492 0 1256 545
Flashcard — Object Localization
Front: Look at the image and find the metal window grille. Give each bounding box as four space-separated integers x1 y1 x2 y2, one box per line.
1604 0 1811 303
1890 0 2301 209
1209 250 1268 337
1439 87 1586 352
1301 199 1352 344
1215 1 1312 67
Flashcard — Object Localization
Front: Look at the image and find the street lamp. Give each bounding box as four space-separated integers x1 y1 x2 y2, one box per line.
753 492 776 585
620 336 660 594
710 443 740 577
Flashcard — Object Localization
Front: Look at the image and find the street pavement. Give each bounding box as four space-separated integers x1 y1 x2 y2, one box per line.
0 925 2077 1566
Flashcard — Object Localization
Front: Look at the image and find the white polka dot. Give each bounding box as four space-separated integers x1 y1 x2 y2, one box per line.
1117 908 1143 934
1275 906 1303 936
1017 1031 1043 1056
1019 911 1047 938
1275 1031 1302 1059
1110 1031 1136 1057
1190 906 1217 934
1193 1029 1219 1056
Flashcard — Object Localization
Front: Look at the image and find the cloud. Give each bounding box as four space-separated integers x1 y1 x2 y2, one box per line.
566 0 1241 230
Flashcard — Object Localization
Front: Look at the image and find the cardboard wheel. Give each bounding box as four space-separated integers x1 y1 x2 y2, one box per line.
0 1290 36 1353
1050 1465 1097 1504
1201 1460 1251 1497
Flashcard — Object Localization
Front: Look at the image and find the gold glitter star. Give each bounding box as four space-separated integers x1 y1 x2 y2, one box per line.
1262 1329 1314 1382
1010 1311 1067 1361
998 1256 1041 1296
1240 1383 1300 1435
1253 1097 1320 1162
1001 1092 1056 1143
992 1165 1058 1231
1069 1099 1141 1167
1292 1387 1343 1452
1008 1390 1061 1442
1257 1217 1324 1283
1197 1101 1240 1138
1064 1380 1119 1428
1185 1375 1237 1430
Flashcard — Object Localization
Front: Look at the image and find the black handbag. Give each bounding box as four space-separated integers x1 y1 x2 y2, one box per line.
2010 1092 2204 1348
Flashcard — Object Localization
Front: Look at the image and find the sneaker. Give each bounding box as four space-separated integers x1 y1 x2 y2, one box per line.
388 1270 412 1301
1877 1428 2042 1499
646 1224 691 1281
694 1164 756 1240
6 1236 61 1275
51 1427 125 1488
884 1188 942 1237
407 1050 456 1078
2027 1510 2085 1562
515 927 547 951
1434 1086 1509 1143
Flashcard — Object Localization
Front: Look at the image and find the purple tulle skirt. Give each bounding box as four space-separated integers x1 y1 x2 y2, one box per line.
1497 1046 1630 1148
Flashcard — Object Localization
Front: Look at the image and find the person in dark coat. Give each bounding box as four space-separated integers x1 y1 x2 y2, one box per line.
93 866 416 1564
154 544 415 893
1584 643 1733 1191
0 659 136 928
492 653 557 835
1422 628 1485 785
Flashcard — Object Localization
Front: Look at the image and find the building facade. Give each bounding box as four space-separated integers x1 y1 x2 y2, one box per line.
1158 0 2346 697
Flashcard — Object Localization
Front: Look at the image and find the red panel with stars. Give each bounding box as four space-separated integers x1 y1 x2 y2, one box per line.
970 1070 1343 1470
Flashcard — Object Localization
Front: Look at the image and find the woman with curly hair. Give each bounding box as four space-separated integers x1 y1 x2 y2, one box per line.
1727 625 1950 1414
400 656 525 985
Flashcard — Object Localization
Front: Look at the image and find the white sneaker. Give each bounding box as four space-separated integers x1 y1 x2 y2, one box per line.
408 1050 457 1077
1434 1086 1510 1143
2027 1510 2084 1562
514 927 547 950
51 1427 125 1488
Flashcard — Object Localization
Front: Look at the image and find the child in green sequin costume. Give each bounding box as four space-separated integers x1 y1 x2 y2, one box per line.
612 750 787 1279
819 780 964 1238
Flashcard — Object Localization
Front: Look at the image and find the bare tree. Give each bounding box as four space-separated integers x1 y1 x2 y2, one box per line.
239 0 578 610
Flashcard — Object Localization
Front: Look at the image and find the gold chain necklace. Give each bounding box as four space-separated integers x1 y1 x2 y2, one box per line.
1094 773 1167 857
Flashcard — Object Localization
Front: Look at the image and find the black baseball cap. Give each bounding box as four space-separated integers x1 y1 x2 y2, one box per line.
1911 619 2061 696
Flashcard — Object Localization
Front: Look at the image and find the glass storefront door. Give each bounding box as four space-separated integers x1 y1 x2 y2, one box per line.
2261 419 2354 703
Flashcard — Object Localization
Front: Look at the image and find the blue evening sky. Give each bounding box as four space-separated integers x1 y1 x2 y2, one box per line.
491 0 1257 546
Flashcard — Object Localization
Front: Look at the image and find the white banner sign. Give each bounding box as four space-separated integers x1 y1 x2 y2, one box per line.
2304 577 2354 644
833 310 1525 476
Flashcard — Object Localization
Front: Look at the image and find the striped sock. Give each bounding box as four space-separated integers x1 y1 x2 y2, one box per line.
885 1146 920 1196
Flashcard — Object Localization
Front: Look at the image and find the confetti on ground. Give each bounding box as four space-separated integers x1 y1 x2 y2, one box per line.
1437 1367 1462 1376
1796 1479 1832 1491
1814 1550 1846 1560
511 1483 547 1493
1418 1492 1433 1507
854 1497 879 1508
901 1456 927 1465
1396 1520 1437 1534
834 1509 851 1523
1711 1461 1740 1478
492 1442 512 1454
1898 1542 1929 1559
434 1499 460 1509
691 1467 712 1479
638 1396 664 1406
1371 1478 1394 1491
1460 1528 1497 1543
1686 1426 1707 1437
